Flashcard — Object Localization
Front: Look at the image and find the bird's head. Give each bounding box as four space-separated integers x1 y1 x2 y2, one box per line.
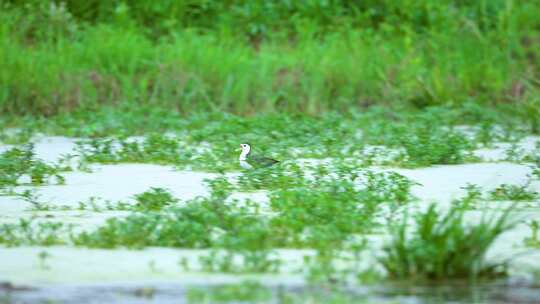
239 143 251 154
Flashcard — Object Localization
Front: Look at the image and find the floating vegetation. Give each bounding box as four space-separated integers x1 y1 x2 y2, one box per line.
0 144 65 189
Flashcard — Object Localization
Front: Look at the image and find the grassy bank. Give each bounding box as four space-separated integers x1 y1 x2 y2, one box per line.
1 1 539 117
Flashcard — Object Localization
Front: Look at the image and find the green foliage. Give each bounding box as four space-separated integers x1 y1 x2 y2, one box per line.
0 219 68 246
74 200 221 249
75 134 186 165
0 144 65 188
398 124 475 167
380 204 516 280
132 187 178 211
3 0 527 38
72 170 414 250
267 170 415 248
60 109 497 172
489 183 539 201
1 1 539 117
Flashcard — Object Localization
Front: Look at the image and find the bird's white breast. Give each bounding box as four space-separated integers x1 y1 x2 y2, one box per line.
239 160 253 169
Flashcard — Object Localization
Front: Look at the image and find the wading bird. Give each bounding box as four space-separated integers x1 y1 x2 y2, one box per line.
238 143 279 169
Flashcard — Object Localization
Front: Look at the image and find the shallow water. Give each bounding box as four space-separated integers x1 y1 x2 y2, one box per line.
1 136 540 303
2 279 540 304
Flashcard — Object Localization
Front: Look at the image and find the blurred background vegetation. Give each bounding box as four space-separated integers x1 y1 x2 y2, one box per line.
1 0 539 117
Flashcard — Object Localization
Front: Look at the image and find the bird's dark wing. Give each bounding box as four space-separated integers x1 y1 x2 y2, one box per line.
248 155 280 167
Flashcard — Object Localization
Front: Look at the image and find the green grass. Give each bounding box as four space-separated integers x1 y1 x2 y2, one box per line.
1 1 539 119
379 203 516 281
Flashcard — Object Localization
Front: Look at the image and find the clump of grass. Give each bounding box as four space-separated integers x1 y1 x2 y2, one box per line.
379 203 516 281
0 144 65 188
132 187 177 211
489 183 539 201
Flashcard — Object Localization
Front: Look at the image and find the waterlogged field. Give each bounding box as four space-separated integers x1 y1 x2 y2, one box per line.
1 110 540 303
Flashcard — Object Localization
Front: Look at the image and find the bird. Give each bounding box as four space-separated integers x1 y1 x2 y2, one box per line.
238 143 279 169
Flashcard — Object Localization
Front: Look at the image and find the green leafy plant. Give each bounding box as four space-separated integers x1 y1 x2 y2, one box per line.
132 187 177 211
0 219 69 247
0 144 65 188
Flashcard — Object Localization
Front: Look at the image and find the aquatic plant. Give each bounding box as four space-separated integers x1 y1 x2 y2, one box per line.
73 169 414 251
0 144 65 188
379 203 516 280
132 187 177 211
489 183 539 202
0 219 69 247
